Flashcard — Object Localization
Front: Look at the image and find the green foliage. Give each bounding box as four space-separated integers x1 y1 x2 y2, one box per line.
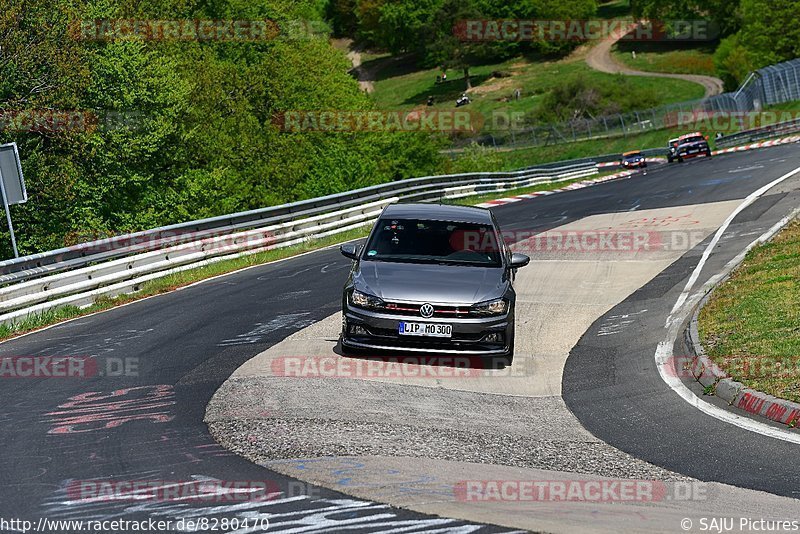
632 0 741 37
710 0 800 89
535 73 660 122
342 0 597 75
736 0 800 68
713 34 753 90
0 0 445 259
446 143 504 173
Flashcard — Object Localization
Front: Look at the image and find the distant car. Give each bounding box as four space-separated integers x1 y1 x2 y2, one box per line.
674 132 711 163
339 203 530 360
666 137 680 163
621 151 647 169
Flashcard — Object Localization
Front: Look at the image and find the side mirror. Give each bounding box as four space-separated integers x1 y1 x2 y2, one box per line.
340 244 361 260
510 253 530 269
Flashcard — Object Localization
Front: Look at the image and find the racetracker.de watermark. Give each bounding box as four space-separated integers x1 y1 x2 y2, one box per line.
63 228 276 256
71 19 327 41
0 110 146 134
454 19 719 42
668 355 800 382
0 356 139 378
665 111 800 133
273 110 483 133
455 479 708 502
66 480 280 502
448 229 708 255
270 356 488 378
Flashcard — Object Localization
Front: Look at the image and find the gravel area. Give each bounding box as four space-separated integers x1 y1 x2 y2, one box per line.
208 377 689 481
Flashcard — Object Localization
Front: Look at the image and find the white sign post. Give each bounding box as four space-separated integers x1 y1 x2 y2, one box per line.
0 142 28 258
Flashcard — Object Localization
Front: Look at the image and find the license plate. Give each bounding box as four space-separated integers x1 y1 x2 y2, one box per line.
398 322 452 338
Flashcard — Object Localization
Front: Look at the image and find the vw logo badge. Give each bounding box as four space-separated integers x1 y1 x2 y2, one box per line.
420 303 435 318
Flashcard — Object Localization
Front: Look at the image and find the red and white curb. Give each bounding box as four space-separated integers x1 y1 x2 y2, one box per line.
478 135 800 209
712 134 800 155
688 320 800 430
476 169 637 208
683 202 800 433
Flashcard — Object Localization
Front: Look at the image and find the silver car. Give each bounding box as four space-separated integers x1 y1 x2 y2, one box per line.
339 203 529 360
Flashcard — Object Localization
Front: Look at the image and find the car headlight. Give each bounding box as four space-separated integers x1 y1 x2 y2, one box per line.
350 290 385 310
470 298 508 316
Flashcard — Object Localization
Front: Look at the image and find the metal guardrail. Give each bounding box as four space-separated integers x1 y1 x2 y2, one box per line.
0 160 602 325
715 117 800 148
0 161 594 283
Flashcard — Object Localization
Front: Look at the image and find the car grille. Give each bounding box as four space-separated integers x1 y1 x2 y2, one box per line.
383 302 471 318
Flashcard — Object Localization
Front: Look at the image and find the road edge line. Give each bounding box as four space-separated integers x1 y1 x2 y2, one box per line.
656 166 800 444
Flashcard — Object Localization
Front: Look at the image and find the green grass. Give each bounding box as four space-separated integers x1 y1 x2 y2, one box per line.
370 55 705 120
699 220 800 404
612 41 717 76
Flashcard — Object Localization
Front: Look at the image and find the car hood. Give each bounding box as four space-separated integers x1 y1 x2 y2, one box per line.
354 260 507 304
678 141 707 150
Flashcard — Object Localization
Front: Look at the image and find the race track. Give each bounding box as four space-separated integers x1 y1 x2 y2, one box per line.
2 143 799 533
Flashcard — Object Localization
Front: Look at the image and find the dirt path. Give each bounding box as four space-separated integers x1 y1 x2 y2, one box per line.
332 38 375 93
585 26 724 97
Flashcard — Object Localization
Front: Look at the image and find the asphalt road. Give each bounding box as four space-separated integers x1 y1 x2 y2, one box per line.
1 143 798 531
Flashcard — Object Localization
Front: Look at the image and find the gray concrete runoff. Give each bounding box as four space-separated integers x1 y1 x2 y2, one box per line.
206 199 800 533
684 208 800 428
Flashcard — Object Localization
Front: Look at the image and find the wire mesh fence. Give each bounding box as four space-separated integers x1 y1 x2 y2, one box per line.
451 58 800 151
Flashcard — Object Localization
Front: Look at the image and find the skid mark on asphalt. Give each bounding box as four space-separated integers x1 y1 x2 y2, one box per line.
22 328 155 358
596 310 648 337
44 385 176 434
40 476 500 533
263 261 348 281
218 314 317 347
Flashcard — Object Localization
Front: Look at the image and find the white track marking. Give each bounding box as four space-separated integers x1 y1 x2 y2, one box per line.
670 165 800 314
658 164 800 443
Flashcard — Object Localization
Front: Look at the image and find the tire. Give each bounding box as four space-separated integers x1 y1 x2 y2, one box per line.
677 156 684 163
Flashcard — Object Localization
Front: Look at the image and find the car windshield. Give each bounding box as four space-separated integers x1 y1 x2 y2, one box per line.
363 218 503 267
681 136 704 144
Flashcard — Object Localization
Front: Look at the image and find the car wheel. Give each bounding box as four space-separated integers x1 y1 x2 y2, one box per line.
677 156 683 163
339 333 362 357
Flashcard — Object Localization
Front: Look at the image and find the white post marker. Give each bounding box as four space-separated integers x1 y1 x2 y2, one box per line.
0 142 28 258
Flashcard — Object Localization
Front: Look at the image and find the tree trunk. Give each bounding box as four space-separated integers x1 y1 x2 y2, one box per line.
463 66 471 89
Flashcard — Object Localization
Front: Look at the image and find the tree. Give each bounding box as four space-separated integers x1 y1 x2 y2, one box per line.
737 0 800 68
421 0 499 89
632 0 741 38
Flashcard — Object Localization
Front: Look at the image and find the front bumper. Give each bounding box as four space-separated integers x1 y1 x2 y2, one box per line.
622 161 646 168
342 305 512 355
678 147 710 160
